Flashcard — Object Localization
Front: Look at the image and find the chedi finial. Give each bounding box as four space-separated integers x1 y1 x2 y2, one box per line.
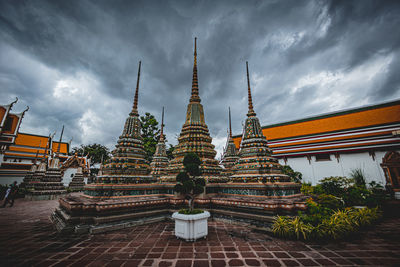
132 61 141 114
190 37 200 103
246 61 256 117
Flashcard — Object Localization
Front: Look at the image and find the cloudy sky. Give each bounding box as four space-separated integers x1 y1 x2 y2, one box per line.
1 0 399 158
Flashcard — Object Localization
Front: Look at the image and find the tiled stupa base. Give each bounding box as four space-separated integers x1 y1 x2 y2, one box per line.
52 182 306 235
25 190 67 201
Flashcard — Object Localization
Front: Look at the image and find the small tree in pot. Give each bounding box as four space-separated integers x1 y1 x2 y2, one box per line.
174 153 206 213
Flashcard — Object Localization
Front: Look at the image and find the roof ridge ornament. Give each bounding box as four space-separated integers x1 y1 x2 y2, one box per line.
57 125 64 154
10 97 18 108
246 61 256 117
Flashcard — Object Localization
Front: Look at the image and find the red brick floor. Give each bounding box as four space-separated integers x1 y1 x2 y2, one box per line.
0 197 399 266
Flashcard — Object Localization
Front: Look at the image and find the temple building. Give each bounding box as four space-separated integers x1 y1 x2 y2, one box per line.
232 99 400 197
0 98 90 187
150 107 169 179
162 38 222 182
0 98 29 183
219 107 239 176
61 153 90 187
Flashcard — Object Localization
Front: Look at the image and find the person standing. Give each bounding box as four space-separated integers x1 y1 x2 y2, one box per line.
2 181 18 207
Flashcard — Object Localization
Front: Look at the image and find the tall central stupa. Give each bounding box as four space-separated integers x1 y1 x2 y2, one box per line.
162 38 222 181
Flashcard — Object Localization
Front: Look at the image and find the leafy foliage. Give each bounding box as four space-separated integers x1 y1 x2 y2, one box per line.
350 168 366 187
140 112 160 162
166 144 175 160
178 208 204 215
319 176 353 197
174 153 206 212
273 207 382 241
71 143 110 166
275 173 387 242
280 165 302 183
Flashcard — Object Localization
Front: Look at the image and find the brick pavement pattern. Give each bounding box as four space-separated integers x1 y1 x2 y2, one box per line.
0 197 399 266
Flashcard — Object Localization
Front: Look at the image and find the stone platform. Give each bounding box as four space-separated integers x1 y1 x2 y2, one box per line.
51 183 307 235
1 196 400 266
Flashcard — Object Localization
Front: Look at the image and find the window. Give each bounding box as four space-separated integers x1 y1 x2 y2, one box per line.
315 154 331 161
70 174 74 177
3 117 14 132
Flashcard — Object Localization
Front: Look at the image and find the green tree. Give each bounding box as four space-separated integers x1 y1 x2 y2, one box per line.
280 165 303 183
140 112 160 162
71 143 110 166
166 144 175 160
174 153 205 212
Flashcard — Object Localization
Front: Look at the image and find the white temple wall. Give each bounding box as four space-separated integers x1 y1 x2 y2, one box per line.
62 168 77 186
278 150 397 185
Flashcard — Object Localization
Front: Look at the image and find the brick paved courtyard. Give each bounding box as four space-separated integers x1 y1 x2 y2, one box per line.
0 197 399 266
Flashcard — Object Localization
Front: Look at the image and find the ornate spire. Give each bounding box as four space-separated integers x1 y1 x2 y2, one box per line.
160 107 165 142
132 61 141 115
57 125 64 154
246 61 256 117
229 107 232 138
190 37 200 103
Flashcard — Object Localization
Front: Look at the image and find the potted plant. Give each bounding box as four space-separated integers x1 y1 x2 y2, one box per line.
172 153 210 241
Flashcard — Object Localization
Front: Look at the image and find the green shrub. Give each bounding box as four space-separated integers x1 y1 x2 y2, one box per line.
314 194 344 210
174 153 205 212
273 207 382 241
350 168 366 187
280 165 302 183
343 185 370 206
178 208 204 215
272 216 295 239
319 176 353 196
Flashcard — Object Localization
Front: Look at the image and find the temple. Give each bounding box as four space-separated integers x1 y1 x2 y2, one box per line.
150 107 169 179
220 107 239 176
62 153 89 190
162 38 222 182
26 128 67 200
97 61 154 184
51 40 306 234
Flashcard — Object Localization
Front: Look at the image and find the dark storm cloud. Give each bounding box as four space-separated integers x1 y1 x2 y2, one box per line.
1 0 399 155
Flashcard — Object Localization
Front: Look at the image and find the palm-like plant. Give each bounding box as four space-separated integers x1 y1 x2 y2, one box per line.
272 216 293 238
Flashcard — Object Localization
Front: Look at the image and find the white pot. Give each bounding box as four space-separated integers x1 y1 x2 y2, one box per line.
172 211 210 241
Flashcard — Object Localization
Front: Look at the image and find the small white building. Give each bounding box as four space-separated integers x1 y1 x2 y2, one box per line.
61 153 90 186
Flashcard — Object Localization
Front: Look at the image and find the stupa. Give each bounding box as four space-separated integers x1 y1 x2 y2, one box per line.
28 136 50 193
96 61 154 184
230 62 300 190
68 166 85 190
29 129 67 200
150 107 169 179
21 142 41 190
220 107 239 177
162 38 222 182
